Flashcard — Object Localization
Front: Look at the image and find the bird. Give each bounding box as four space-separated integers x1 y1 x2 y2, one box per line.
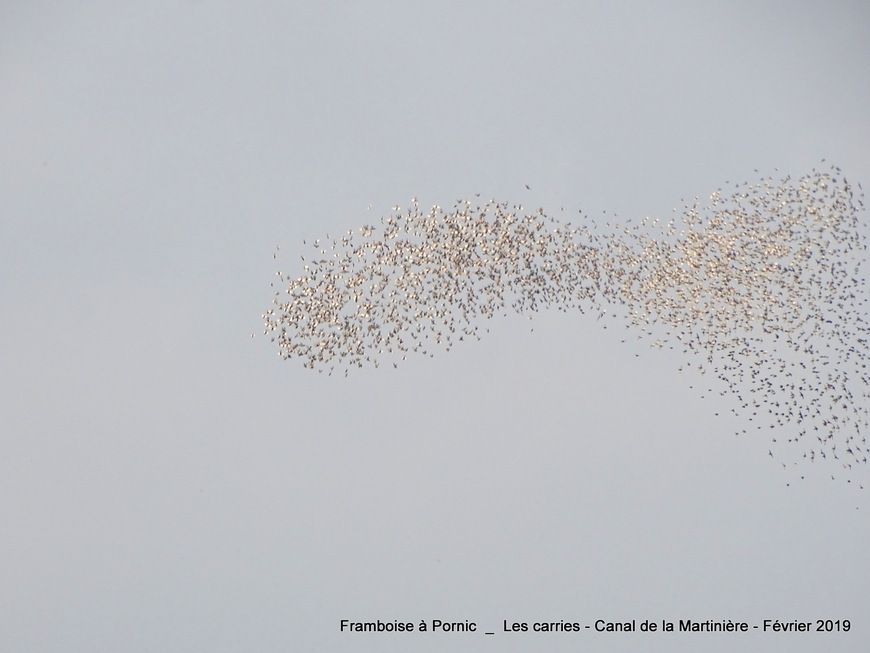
262 164 870 486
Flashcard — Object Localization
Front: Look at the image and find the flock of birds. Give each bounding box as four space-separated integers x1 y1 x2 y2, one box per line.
263 165 869 484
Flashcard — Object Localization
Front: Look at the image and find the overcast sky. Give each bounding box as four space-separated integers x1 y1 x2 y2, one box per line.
2 2 869 651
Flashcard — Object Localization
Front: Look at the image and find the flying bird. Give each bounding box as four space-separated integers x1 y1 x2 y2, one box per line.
263 165 869 485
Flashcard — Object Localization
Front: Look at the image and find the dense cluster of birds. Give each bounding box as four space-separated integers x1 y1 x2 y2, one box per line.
263 165 868 483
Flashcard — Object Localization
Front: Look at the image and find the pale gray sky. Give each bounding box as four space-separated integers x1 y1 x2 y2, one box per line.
2 1 869 651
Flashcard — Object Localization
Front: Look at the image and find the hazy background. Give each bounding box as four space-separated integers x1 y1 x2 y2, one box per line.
2 1 869 651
